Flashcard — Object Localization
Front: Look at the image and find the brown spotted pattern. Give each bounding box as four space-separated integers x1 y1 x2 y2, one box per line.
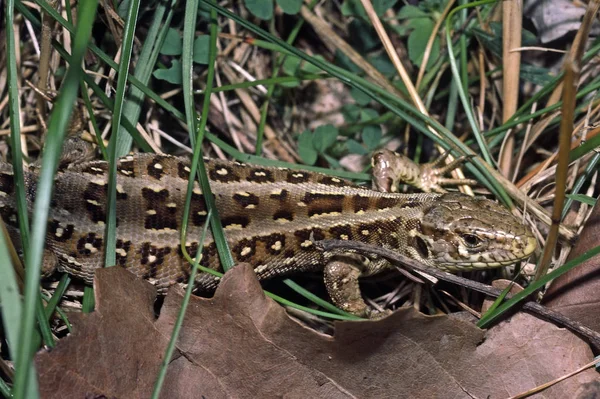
81 164 108 176
232 192 260 208
246 168 275 183
83 181 107 223
49 220 75 242
0 152 536 301
209 164 240 183
0 172 15 196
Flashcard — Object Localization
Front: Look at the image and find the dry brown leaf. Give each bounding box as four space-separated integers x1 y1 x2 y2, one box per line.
544 202 600 332
35 268 165 398
36 265 597 398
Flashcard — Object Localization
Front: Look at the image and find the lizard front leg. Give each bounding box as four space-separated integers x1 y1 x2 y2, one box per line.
372 149 476 193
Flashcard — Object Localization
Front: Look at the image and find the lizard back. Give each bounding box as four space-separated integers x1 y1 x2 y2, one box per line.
0 153 536 294
0 154 441 292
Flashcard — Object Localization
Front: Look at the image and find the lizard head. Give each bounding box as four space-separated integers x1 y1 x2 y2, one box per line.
414 193 537 271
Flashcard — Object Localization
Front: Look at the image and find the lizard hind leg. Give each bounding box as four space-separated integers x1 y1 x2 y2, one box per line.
323 255 391 319
41 248 59 278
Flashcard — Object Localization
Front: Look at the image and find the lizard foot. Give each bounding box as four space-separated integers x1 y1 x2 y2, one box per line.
324 258 391 319
372 149 477 193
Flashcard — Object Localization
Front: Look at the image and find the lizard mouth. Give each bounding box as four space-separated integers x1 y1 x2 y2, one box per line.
437 235 537 270
517 235 538 258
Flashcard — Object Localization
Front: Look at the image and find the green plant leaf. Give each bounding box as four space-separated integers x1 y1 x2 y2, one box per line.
373 0 398 15
369 53 396 77
282 55 301 75
193 35 210 64
346 138 368 155
360 108 379 121
277 0 302 14
160 27 182 55
301 55 325 74
471 26 500 58
245 0 273 20
341 0 367 19
522 27 538 46
362 125 382 150
351 86 371 106
520 64 553 86
298 130 318 165
341 0 397 17
348 19 379 52
342 103 361 123
398 4 428 19
313 124 338 152
408 19 437 67
334 49 361 73
153 59 182 84
473 22 538 59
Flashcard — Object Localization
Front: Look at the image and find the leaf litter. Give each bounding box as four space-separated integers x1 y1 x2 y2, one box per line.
36 265 597 398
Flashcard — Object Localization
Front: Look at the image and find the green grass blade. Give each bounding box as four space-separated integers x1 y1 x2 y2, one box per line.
182 2 235 270
0 231 39 398
82 286 95 313
478 244 600 327
152 209 213 399
444 80 459 130
0 234 22 359
445 0 495 165
282 279 355 317
41 292 73 333
565 193 597 207
11 2 98 396
115 0 177 156
44 274 71 320
104 0 141 268
201 1 511 206
205 131 371 180
255 1 316 155
213 73 329 92
459 0 469 94
181 0 199 144
570 133 600 161
6 0 30 254
0 378 12 398
8 0 54 353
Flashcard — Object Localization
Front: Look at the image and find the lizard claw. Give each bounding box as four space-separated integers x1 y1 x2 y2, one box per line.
420 152 477 193
366 308 393 320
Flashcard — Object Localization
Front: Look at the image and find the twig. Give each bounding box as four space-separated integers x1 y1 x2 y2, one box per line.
315 238 600 348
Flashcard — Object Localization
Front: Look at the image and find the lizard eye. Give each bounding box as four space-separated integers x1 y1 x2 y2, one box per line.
461 233 482 248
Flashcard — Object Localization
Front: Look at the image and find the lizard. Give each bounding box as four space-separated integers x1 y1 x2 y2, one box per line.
0 146 537 317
